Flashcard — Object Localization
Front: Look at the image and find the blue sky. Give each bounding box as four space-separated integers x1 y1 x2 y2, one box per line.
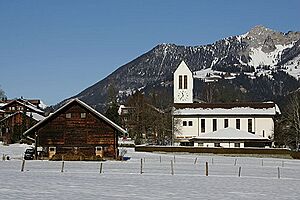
1 0 300 105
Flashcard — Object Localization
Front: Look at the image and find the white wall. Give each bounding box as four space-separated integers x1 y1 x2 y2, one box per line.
173 61 193 104
174 116 274 139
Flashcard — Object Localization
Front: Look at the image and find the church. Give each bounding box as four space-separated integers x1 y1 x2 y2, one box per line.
172 61 280 148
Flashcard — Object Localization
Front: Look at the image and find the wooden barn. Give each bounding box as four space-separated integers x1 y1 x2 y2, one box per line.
23 99 126 160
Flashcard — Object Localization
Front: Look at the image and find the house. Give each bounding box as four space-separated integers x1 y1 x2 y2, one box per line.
0 111 45 144
172 61 280 147
0 99 45 143
23 98 127 160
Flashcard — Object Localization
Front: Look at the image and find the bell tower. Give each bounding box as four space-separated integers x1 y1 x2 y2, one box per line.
173 61 193 104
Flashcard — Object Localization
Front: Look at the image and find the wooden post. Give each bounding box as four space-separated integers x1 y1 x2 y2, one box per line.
205 162 208 176
61 161 65 173
140 158 143 174
2 154 5 161
194 157 197 164
21 160 25 172
238 166 241 177
171 160 174 175
99 163 103 174
277 167 280 179
234 158 237 166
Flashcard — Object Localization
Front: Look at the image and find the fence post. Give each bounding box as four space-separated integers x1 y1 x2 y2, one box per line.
61 161 65 173
99 163 103 174
238 166 241 177
277 167 280 179
140 158 143 174
171 160 174 175
21 160 25 172
2 154 5 161
205 162 208 176
194 157 198 164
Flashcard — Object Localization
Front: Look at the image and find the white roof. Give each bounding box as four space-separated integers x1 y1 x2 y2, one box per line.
0 103 6 108
193 128 268 140
26 112 46 121
174 106 278 116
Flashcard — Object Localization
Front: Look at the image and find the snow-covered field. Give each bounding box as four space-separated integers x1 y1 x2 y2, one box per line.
1 143 300 199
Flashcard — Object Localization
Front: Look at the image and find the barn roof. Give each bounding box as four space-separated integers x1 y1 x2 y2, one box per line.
190 128 269 141
0 111 45 123
23 98 127 137
0 99 44 114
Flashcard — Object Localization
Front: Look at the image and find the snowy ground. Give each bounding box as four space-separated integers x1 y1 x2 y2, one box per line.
1 143 300 199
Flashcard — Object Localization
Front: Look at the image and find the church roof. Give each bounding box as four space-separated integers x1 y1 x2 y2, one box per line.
191 128 269 140
173 102 280 116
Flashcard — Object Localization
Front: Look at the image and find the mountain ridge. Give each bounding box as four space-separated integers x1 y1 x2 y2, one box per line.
57 25 300 111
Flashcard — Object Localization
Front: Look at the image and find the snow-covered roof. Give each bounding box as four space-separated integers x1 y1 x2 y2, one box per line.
23 98 127 136
0 111 45 123
174 102 279 116
1 100 44 114
25 112 46 121
191 128 268 140
0 103 6 108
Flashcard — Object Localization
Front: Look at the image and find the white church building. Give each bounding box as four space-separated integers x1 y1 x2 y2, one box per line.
172 61 280 148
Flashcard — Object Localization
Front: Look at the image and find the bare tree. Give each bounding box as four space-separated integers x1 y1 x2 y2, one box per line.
285 91 300 150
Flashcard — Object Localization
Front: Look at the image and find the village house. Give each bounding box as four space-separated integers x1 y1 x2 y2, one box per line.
23 98 126 160
173 61 280 147
0 99 45 143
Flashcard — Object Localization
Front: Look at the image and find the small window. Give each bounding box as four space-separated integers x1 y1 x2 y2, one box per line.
188 121 193 126
201 119 205 133
49 147 56 152
184 75 188 89
81 113 86 118
183 121 187 126
236 119 240 130
234 143 240 148
66 113 71 118
213 119 217 131
179 75 183 89
12 107 15 111
224 119 229 128
214 143 220 147
263 130 265 137
198 143 203 147
248 119 253 133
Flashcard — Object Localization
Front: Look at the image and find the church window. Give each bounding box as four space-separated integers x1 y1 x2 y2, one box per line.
188 121 193 126
213 119 217 131
184 75 188 89
224 119 229 128
201 119 205 132
248 119 253 133
236 119 240 129
179 75 183 89
183 121 187 126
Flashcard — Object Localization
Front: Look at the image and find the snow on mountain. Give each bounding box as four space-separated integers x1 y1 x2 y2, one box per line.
60 25 300 111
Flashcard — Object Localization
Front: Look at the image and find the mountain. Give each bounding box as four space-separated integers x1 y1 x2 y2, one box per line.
60 25 300 111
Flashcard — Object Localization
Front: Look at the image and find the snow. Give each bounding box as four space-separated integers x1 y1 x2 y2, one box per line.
25 112 46 121
194 128 266 140
249 44 293 67
38 100 47 109
282 54 300 80
1 144 300 199
174 106 277 116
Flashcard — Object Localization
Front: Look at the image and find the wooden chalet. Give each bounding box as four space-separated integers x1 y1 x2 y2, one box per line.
23 99 127 160
0 99 45 143
0 111 45 143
